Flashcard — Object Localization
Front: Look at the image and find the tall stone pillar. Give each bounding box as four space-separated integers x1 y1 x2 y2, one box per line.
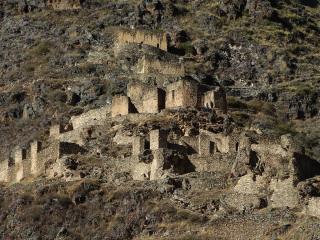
15 147 27 182
31 141 42 176
150 129 167 150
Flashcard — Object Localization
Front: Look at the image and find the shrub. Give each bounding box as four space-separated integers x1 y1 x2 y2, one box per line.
227 97 248 109
29 41 53 57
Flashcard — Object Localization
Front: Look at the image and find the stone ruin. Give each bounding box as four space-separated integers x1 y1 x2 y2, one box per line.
46 0 83 10
0 124 88 183
137 54 185 76
115 28 168 52
112 79 228 117
0 26 319 219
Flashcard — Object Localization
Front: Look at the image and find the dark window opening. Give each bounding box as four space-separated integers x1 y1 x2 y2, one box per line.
209 142 215 154
145 141 150 150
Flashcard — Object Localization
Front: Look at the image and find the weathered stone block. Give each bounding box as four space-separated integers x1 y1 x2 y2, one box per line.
202 87 227 113
150 129 167 150
198 133 212 156
270 177 300 209
116 29 168 51
165 80 198 109
132 136 145 156
142 88 166 113
132 163 151 181
14 147 27 182
50 124 63 139
111 95 135 117
0 159 9 182
137 55 185 76
150 149 165 180
31 141 42 176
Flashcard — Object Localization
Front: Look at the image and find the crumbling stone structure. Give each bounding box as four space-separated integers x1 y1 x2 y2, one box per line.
132 136 146 156
14 147 28 182
71 106 110 129
143 88 166 113
198 130 232 155
111 95 136 117
46 0 83 10
0 159 9 182
202 87 228 113
166 80 199 109
116 29 168 51
150 129 167 150
137 55 185 76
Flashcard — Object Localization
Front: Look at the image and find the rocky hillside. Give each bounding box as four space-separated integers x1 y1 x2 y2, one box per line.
0 0 319 239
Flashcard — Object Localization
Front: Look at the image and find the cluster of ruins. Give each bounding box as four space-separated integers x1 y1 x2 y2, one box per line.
0 27 319 217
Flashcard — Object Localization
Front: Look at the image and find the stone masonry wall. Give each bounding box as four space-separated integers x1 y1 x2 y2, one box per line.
202 88 227 113
150 129 167 150
165 80 198 109
142 88 166 113
111 95 136 117
137 55 185 76
46 0 82 10
0 159 8 182
270 177 300 208
127 82 146 113
116 29 167 51
71 106 110 129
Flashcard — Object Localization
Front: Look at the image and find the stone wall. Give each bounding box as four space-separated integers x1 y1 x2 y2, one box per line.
50 124 63 139
46 0 82 10
137 55 185 76
132 136 146 156
71 106 110 129
127 82 146 113
14 147 27 182
0 159 9 182
116 29 168 51
150 149 165 180
31 141 42 176
202 87 227 113
270 177 300 208
111 95 136 117
142 88 166 113
150 129 167 150
198 130 231 156
165 80 198 109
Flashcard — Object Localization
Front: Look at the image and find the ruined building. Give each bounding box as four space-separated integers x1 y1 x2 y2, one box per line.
115 29 168 52
137 55 185 76
113 79 227 117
